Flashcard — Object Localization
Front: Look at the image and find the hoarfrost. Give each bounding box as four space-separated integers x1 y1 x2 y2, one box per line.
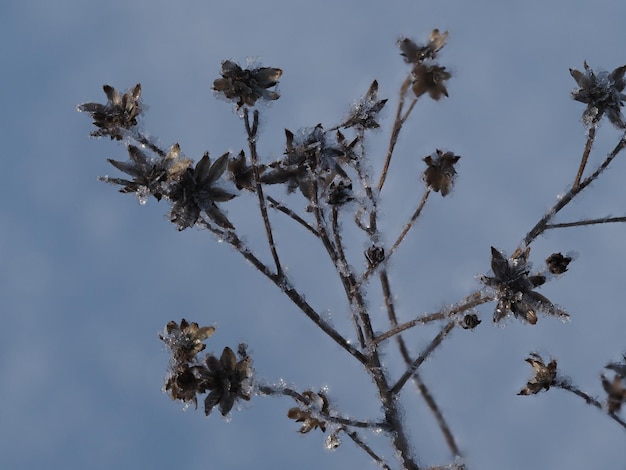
325 430 342 450
135 186 150 205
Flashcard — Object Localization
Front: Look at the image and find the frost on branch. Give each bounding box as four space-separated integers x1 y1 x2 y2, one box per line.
78 26 626 468
342 80 388 129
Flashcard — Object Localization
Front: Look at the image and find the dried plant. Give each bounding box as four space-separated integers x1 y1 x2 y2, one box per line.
79 30 626 469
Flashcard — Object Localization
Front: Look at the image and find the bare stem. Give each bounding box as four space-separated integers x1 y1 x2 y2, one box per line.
572 124 597 189
358 187 430 289
375 293 492 344
309 180 368 348
353 127 378 235
391 321 456 395
388 189 431 260
378 75 417 192
380 270 461 457
244 108 283 277
266 195 319 237
132 130 167 157
344 429 392 470
546 216 626 230
197 217 367 364
555 379 626 430
256 384 388 429
523 136 626 246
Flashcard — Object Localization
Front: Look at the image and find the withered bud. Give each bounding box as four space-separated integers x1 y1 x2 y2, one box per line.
546 253 572 275
461 313 481 330
365 246 385 267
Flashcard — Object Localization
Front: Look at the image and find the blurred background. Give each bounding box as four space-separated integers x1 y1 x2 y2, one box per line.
2 0 626 468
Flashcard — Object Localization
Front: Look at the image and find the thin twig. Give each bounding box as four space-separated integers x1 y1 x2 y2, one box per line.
391 321 456 395
257 384 389 429
196 217 367 365
266 195 319 237
244 108 283 276
377 75 417 192
310 179 367 348
375 293 492 345
546 216 626 230
132 131 167 157
380 270 461 457
555 379 626 430
388 189 431 260
523 136 626 246
572 124 597 189
344 429 392 470
358 189 431 288
353 127 378 235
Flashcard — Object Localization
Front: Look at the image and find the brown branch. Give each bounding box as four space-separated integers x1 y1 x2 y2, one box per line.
572 123 597 189
391 321 456 395
344 429 392 470
555 379 626 430
266 195 319 237
196 217 367 365
388 189 431 260
377 75 417 192
546 216 626 230
380 270 461 457
257 385 388 429
244 108 283 277
523 136 626 246
375 293 492 345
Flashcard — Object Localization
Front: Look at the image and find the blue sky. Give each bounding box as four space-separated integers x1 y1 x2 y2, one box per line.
2 1 626 468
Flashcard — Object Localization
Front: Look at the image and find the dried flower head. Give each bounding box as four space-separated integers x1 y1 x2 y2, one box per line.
78 84 142 139
570 61 626 129
398 30 451 100
199 347 252 416
228 150 264 191
160 318 216 364
481 246 568 325
423 150 460 196
261 126 351 200
398 29 448 64
601 374 626 414
518 353 557 395
100 144 192 202
287 408 327 434
287 390 329 434
168 152 237 230
342 80 388 129
164 363 205 407
411 63 452 100
213 60 282 109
